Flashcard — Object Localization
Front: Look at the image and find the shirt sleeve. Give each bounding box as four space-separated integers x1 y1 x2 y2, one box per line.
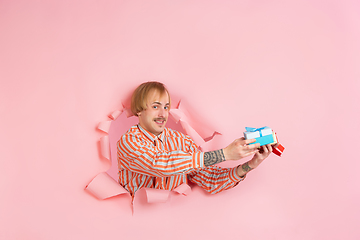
117 132 204 178
187 166 246 194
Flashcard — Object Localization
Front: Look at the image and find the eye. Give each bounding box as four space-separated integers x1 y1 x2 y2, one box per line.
152 105 158 109
164 106 169 110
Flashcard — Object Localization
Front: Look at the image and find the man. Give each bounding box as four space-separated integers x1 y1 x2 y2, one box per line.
117 81 277 199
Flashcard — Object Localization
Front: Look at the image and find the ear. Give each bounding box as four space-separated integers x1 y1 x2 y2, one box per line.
137 112 141 116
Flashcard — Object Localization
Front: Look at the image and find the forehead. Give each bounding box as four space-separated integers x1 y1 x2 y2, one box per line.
146 89 170 104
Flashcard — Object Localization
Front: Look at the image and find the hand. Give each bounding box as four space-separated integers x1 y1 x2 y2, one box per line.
248 143 278 169
223 137 261 161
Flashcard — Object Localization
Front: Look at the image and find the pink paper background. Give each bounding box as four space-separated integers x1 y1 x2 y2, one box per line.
1 0 360 239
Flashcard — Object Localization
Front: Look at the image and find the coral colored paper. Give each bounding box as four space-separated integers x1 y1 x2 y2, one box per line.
97 121 112 133
85 172 129 199
100 136 110 160
109 109 123 120
173 183 192 196
145 188 170 203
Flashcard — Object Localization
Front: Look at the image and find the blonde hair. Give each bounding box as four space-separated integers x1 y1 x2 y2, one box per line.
131 81 171 116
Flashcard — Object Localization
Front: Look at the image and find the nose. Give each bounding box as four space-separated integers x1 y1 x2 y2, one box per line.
158 108 164 116
158 107 166 118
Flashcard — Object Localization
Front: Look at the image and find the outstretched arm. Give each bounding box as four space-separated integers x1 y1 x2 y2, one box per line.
203 137 260 167
235 143 279 177
203 139 278 178
187 165 245 194
204 149 226 166
188 143 278 195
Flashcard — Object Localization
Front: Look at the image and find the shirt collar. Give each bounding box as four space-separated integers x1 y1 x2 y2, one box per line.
137 124 166 143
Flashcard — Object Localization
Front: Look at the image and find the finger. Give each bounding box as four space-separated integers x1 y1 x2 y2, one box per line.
258 148 264 154
262 145 269 153
243 150 259 158
246 142 260 150
243 138 256 145
267 144 273 152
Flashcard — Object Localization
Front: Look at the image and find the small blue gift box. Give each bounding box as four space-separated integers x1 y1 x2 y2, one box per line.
244 126 276 146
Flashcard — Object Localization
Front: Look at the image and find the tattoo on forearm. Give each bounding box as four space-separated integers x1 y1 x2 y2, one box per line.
241 162 253 173
204 149 225 167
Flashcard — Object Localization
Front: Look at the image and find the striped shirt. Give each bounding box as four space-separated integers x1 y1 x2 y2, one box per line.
117 124 245 198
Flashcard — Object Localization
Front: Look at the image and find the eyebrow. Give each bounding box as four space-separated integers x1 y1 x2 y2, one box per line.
152 102 170 105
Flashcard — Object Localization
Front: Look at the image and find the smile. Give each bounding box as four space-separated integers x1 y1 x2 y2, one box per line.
154 119 166 124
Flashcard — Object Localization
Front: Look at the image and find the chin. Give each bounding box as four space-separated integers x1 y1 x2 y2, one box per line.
156 126 166 135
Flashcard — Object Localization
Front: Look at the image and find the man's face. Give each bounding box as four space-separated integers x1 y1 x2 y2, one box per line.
138 89 170 136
